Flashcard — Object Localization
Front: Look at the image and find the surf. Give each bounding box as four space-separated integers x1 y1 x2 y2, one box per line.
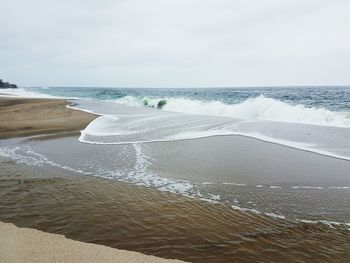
114 95 350 128
75 99 350 161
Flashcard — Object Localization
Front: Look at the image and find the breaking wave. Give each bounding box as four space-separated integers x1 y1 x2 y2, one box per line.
115 95 350 128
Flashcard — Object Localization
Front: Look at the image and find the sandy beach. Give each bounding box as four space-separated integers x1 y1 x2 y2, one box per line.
0 222 184 263
0 97 96 139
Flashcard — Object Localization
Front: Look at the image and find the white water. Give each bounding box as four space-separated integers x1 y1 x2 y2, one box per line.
3 87 350 128
0 88 59 98
76 99 350 160
115 95 350 128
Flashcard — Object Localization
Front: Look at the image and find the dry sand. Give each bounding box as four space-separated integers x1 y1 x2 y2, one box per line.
0 222 185 263
0 97 97 139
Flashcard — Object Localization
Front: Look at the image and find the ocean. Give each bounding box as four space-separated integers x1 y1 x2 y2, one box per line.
29 85 350 112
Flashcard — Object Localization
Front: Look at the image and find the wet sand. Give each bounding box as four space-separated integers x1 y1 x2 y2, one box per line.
0 158 350 263
0 97 96 139
0 222 184 263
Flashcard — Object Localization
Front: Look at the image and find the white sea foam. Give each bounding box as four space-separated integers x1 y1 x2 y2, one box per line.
0 145 91 175
230 205 350 224
66 104 101 115
292 186 324 189
202 182 215 185
269 186 282 189
264 212 286 220
222 182 246 186
81 96 350 160
231 205 286 220
327 186 350 189
0 88 60 98
75 99 350 160
299 219 350 228
115 95 350 128
231 205 262 214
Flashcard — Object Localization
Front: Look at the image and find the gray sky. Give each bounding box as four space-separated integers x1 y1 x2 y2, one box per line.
1 0 349 87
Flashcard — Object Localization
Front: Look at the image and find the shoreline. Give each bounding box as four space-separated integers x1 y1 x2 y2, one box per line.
0 222 184 263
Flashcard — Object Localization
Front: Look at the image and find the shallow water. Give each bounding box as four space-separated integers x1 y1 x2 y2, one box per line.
1 134 350 223
0 159 349 263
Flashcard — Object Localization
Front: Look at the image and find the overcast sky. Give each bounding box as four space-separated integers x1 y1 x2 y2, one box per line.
1 0 349 87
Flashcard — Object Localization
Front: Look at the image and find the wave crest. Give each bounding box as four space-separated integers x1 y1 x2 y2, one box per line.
115 95 350 127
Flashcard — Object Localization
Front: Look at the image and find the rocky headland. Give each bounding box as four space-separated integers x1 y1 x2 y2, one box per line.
0 79 18 89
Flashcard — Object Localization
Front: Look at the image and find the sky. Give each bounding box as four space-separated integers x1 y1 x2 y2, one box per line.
0 0 349 87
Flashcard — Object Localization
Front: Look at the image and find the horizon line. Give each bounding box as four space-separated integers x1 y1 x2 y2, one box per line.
22 84 350 89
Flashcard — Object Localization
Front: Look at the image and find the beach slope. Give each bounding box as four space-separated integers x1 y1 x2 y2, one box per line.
0 222 184 263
